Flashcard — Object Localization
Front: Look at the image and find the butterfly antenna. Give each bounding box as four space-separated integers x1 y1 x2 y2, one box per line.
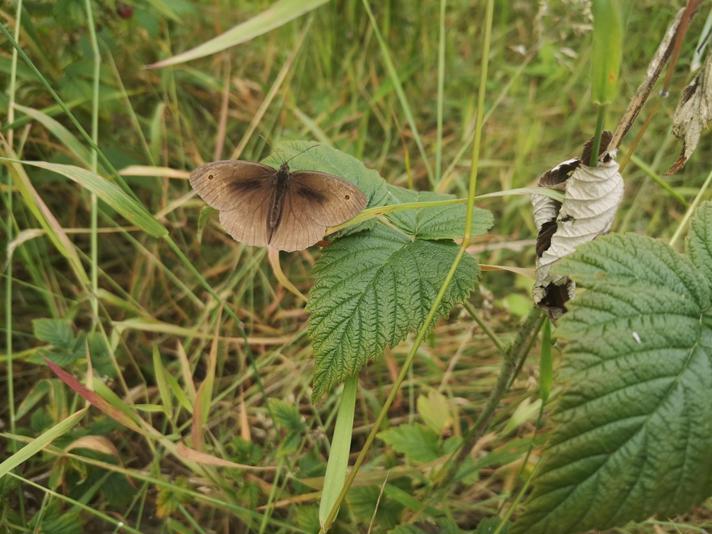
284 144 320 165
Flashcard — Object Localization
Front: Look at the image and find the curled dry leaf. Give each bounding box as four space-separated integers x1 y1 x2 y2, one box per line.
65 435 120 458
531 132 624 319
668 50 712 174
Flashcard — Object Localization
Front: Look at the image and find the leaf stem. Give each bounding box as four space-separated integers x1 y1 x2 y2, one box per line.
319 0 495 529
462 300 506 353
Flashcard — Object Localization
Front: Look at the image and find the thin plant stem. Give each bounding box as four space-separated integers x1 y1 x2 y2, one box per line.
589 105 607 166
319 0 495 530
435 0 447 183
5 0 24 521
462 300 506 353
84 0 100 327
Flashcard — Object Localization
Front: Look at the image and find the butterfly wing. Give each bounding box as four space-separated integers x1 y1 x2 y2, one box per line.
189 160 275 210
268 171 367 252
190 160 277 247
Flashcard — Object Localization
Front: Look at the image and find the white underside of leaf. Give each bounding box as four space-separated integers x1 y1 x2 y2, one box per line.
532 158 624 315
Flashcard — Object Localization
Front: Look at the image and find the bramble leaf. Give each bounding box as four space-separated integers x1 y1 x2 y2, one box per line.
512 201 712 534
308 224 481 397
688 201 712 287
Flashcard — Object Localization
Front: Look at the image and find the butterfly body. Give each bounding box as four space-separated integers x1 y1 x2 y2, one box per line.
190 159 367 252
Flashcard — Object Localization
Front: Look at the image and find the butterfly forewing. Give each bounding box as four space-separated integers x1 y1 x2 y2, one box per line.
267 171 367 251
189 160 275 211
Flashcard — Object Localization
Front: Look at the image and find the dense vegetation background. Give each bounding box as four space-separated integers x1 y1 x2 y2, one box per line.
1 0 711 532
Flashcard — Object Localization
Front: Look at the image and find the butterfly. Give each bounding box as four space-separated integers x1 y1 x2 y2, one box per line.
190 160 367 252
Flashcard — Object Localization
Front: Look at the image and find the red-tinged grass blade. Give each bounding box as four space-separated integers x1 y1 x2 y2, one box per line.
45 359 144 434
176 443 276 472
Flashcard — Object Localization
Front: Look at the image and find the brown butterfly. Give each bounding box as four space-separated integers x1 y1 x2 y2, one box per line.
190 160 367 252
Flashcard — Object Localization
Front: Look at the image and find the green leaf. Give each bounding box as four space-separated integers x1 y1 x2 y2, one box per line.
348 485 403 529
149 0 330 68
33 318 74 349
377 423 442 463
512 212 712 533
0 410 85 478
268 399 305 434
476 517 510 534
385 185 494 240
308 225 479 397
417 389 452 435
688 201 712 287
319 377 357 528
277 142 490 397
87 333 114 377
591 0 624 105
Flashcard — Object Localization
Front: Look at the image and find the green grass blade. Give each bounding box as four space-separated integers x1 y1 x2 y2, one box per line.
0 410 85 479
5 0 23 520
14 104 92 167
319 377 358 528
152 345 174 422
591 0 623 105
149 0 330 68
0 159 168 238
